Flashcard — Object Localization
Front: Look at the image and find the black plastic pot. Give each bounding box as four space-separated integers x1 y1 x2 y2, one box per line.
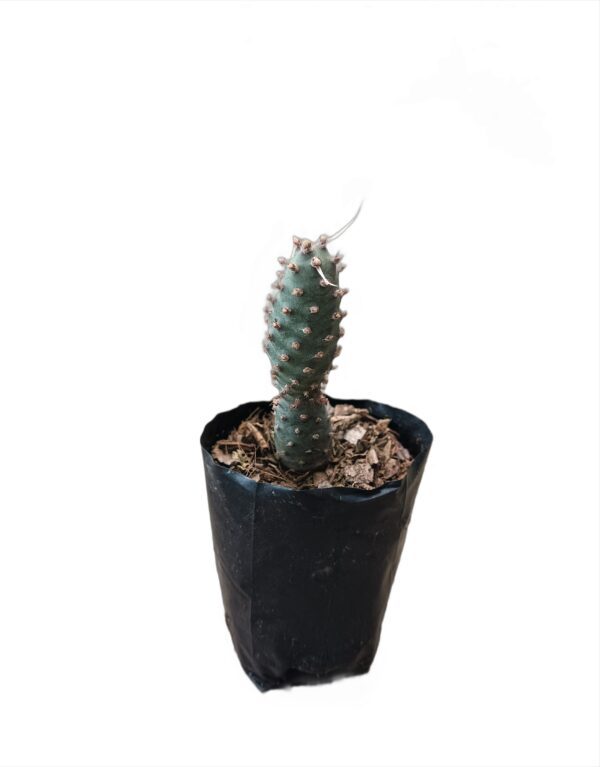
200 397 433 691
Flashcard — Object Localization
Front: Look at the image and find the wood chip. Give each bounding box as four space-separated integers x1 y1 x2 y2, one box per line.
374 418 391 433
212 445 239 466
333 404 357 416
343 461 374 487
396 444 412 462
382 458 401 480
380 438 392 463
343 425 366 445
240 421 269 452
313 471 332 489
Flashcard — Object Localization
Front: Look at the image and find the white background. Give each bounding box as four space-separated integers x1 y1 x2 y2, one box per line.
0 2 598 766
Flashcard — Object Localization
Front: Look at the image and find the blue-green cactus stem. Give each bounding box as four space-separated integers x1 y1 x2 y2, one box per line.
263 237 347 471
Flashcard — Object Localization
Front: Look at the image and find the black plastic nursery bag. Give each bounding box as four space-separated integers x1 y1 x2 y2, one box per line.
200 397 433 691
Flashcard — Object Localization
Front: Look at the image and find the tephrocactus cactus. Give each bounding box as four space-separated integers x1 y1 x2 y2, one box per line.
263 207 359 471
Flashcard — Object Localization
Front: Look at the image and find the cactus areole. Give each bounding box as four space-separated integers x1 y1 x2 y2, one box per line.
263 221 351 471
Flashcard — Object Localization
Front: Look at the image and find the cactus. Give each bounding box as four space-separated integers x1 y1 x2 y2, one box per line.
263 210 357 471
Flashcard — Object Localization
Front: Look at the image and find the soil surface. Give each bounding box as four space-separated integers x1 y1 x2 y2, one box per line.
211 403 413 490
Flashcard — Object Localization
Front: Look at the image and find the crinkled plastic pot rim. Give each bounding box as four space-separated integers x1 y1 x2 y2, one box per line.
200 395 433 496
